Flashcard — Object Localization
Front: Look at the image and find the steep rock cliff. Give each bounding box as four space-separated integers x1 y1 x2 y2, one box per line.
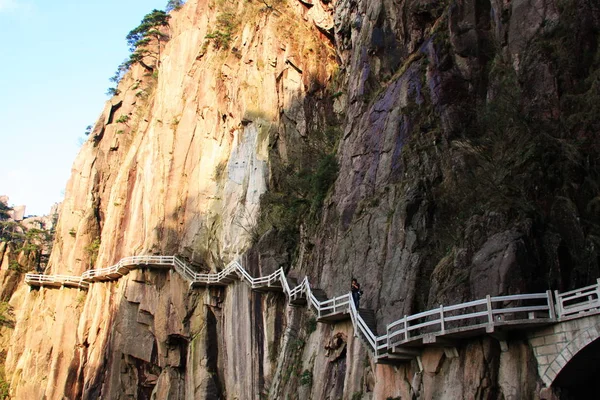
1 0 599 399
5 0 336 398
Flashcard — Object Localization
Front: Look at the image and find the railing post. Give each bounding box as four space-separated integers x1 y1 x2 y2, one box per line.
333 297 336 314
386 324 390 352
554 290 562 318
596 279 600 307
404 315 409 341
486 295 493 327
546 290 556 320
439 305 445 333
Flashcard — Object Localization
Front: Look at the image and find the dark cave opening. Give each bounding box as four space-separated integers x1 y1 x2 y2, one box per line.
553 336 600 399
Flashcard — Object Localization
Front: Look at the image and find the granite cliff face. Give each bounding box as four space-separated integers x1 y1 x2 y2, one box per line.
1 0 599 399
0 198 57 300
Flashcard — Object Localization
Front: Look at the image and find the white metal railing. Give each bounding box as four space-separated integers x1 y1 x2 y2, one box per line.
25 273 88 288
555 278 600 318
23 255 600 361
289 277 306 300
349 298 377 351
385 291 554 351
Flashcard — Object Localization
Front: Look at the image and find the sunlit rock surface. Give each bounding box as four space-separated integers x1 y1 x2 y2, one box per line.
2 0 599 398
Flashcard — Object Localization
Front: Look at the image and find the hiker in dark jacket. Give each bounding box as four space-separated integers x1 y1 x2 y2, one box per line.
351 278 363 309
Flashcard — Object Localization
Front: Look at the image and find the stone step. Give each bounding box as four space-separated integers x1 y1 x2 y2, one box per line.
311 288 329 302
286 277 298 288
359 309 378 335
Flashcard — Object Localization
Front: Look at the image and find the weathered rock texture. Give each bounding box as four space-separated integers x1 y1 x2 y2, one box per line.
1 0 599 399
0 198 57 310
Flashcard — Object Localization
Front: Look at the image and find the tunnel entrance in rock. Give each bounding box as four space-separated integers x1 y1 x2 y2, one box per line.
552 336 600 399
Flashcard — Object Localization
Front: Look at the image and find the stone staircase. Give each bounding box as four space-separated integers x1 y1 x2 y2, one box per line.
359 309 378 334
353 308 378 349
311 288 329 303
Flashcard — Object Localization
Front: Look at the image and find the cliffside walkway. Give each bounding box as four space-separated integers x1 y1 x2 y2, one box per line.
24 256 600 368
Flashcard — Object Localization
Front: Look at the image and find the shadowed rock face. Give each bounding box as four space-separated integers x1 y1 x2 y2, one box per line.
1 0 599 399
308 0 600 323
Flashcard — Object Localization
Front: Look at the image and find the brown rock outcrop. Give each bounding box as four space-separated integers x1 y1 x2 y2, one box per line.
1 0 599 399
4 0 337 398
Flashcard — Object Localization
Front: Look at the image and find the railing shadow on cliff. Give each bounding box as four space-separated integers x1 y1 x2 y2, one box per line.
24 255 600 362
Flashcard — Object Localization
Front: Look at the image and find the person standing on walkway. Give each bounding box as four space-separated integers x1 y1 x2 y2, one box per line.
351 278 363 309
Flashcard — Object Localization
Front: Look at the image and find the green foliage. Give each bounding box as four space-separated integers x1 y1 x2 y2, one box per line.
299 369 312 386
290 338 305 351
8 260 22 273
0 351 8 399
115 114 130 124
109 62 129 85
18 242 39 253
0 203 11 221
25 228 45 241
455 61 540 213
429 45 600 282
450 57 590 219
76 292 87 307
84 125 93 136
306 316 317 334
256 0 286 12
85 238 101 267
0 220 48 252
106 87 120 96
69 228 76 237
107 8 171 93
281 335 307 385
0 302 13 326
249 119 341 253
0 376 8 400
562 66 600 135
544 4 600 139
309 154 339 211
256 151 339 245
205 12 238 50
166 0 185 12
433 59 541 247
213 161 227 182
0 221 23 242
126 10 170 51
351 392 363 400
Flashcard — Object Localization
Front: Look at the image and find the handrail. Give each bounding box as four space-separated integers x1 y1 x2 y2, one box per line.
349 298 377 350
25 273 88 289
554 279 600 318
557 281 599 297
24 255 600 361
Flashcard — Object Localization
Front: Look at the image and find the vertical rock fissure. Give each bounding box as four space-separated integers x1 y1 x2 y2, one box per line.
205 306 224 398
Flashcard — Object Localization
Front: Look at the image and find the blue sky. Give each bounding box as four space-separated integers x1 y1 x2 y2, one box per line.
0 0 168 216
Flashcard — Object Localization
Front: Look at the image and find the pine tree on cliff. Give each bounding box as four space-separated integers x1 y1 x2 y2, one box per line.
0 203 19 242
125 9 170 72
165 0 185 12
0 203 10 221
107 7 177 94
